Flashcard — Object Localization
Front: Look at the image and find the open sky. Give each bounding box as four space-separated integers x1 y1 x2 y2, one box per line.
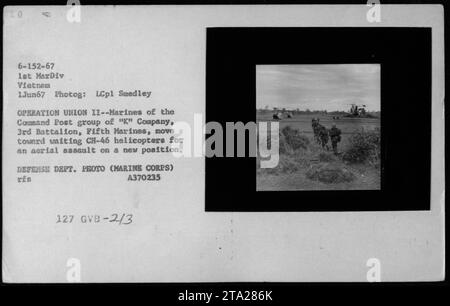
256 64 380 112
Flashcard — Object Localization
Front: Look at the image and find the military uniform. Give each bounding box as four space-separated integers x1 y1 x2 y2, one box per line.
311 118 320 144
318 125 329 150
329 126 342 154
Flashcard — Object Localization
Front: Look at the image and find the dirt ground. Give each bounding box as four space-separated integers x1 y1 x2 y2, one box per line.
256 112 381 191
257 161 380 191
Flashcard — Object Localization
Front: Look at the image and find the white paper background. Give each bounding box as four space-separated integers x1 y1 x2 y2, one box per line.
2 5 445 282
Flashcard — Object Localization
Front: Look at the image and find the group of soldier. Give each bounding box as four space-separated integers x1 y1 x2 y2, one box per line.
311 118 342 155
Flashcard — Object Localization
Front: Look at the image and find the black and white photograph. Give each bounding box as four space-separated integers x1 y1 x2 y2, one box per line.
256 64 381 191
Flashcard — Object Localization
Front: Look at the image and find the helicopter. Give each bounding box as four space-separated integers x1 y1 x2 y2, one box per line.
271 107 293 120
347 104 367 117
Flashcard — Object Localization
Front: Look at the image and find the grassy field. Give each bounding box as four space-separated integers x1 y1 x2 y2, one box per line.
256 112 381 191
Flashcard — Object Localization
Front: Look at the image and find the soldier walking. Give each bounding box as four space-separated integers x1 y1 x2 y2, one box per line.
329 124 342 155
311 118 320 144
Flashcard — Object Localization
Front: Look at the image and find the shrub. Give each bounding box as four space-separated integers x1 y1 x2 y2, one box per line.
257 130 289 155
277 157 302 174
278 134 291 155
258 126 309 156
306 163 355 184
342 129 380 166
257 126 310 175
318 152 336 162
281 126 310 151
258 155 300 175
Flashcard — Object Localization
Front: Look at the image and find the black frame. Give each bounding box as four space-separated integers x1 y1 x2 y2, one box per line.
205 27 431 212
